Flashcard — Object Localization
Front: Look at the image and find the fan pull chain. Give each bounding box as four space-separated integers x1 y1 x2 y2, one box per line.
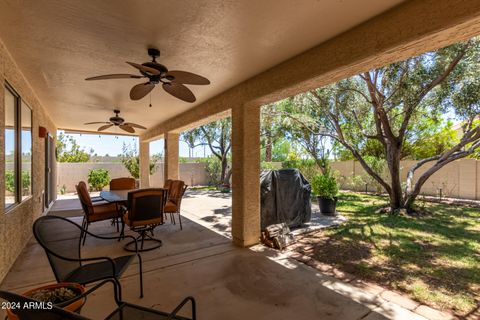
149 93 152 108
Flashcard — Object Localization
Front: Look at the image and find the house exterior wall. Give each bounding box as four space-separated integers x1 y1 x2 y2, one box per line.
0 40 57 282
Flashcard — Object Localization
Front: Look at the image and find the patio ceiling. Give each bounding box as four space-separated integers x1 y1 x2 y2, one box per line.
0 0 404 135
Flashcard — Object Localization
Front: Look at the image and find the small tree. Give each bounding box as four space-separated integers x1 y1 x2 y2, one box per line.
120 143 160 179
87 169 110 191
181 128 204 158
56 133 92 162
199 118 232 185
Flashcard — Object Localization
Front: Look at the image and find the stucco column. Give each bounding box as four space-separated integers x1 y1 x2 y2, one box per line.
164 132 180 181
231 103 260 247
139 141 150 188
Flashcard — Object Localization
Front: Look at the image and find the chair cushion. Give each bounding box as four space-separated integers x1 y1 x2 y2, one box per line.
164 200 178 213
64 255 135 284
88 203 121 222
110 177 136 190
168 180 185 200
76 181 92 206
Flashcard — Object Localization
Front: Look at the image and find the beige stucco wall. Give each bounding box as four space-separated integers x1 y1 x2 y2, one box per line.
0 40 57 282
332 159 480 200
57 162 208 192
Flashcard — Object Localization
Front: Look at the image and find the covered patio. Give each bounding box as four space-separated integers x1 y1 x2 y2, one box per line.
1 190 431 319
1 0 479 319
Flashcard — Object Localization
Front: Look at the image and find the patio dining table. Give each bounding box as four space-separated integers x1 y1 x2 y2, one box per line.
100 189 137 203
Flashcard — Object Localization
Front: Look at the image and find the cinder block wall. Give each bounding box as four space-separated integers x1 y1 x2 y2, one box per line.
0 40 57 282
332 159 479 200
57 162 208 192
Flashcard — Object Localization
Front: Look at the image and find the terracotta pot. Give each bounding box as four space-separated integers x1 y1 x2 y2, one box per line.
6 282 86 319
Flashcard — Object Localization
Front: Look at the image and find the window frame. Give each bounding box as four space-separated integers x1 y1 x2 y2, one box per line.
5 82 33 212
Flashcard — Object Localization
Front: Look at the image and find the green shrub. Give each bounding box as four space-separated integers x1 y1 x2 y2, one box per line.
21 171 31 196
5 170 15 193
204 156 221 186
5 170 31 195
282 158 321 182
311 174 339 199
87 169 110 191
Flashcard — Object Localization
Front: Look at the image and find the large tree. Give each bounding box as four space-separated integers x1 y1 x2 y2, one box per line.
291 39 480 213
180 128 204 158
260 104 287 162
56 133 93 162
265 99 333 174
199 118 232 185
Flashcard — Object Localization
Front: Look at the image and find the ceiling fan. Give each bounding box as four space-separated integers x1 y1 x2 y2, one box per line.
84 109 146 133
85 48 210 103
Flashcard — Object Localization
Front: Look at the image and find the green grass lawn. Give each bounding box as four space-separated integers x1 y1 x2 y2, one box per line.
297 192 480 316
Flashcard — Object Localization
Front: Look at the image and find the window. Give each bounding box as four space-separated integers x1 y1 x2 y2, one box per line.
4 84 33 210
5 87 16 208
21 101 32 200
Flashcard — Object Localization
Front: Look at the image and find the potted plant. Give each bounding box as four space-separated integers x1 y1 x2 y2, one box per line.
6 283 86 320
311 173 339 216
220 183 231 193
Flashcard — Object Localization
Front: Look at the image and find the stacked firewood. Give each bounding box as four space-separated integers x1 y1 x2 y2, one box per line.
261 223 295 250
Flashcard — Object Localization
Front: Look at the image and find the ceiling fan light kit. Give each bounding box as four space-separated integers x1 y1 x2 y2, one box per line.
84 109 146 134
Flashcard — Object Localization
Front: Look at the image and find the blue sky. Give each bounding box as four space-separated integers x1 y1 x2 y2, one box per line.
57 131 210 157
5 130 32 156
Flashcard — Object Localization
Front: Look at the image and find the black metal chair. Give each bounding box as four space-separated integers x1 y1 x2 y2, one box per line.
121 188 168 252
32 215 144 299
0 279 196 319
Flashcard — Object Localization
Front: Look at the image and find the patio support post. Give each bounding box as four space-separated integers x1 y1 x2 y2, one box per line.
231 103 260 247
139 141 150 188
164 132 180 181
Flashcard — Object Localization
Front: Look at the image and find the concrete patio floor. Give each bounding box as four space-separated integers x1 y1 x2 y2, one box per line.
0 190 429 320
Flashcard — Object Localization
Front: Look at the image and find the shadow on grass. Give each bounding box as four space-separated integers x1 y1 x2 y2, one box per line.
300 192 480 316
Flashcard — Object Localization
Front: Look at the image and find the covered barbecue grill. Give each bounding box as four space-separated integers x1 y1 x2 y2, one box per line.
260 169 312 230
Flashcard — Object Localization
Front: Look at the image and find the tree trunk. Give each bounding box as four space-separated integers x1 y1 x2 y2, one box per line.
220 156 229 185
224 167 232 185
386 143 404 211
265 135 272 162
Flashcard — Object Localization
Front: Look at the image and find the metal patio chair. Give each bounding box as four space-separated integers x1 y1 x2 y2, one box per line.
121 188 167 252
33 215 144 299
0 279 196 319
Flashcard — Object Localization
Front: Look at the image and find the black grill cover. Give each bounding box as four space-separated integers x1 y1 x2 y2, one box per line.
260 169 312 230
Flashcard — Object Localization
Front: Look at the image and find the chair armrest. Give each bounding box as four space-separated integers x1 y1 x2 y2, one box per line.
92 202 115 208
167 296 196 320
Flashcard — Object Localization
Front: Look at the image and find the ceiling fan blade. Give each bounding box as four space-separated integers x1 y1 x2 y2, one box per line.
124 122 146 130
130 82 155 100
119 124 135 133
84 121 110 125
162 82 196 103
126 62 160 76
167 70 210 85
85 74 143 80
98 124 113 131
